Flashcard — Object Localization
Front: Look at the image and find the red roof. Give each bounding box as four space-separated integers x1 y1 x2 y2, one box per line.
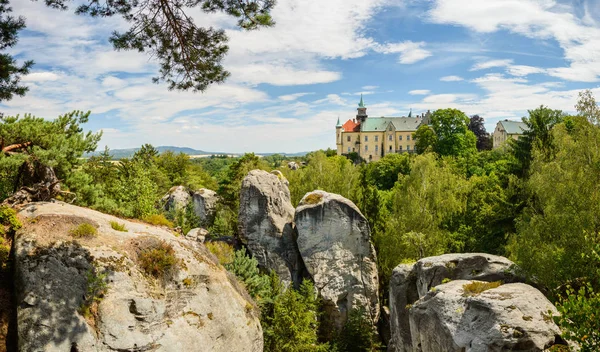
342 119 360 132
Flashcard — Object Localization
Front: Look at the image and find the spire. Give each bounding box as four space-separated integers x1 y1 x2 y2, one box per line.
408 108 412 118
358 94 365 108
336 116 342 127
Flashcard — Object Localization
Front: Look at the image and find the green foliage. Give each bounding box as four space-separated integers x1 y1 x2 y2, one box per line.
137 240 178 279
462 281 502 296
363 153 411 190
283 151 360 206
262 277 329 352
69 223 98 238
0 205 21 236
225 248 270 302
429 108 477 156
209 204 238 237
375 153 469 283
554 284 600 351
468 115 492 151
575 89 600 125
510 106 565 175
302 192 323 205
109 221 127 232
336 308 380 352
80 266 108 318
169 202 200 235
508 118 600 287
0 111 101 201
413 125 437 154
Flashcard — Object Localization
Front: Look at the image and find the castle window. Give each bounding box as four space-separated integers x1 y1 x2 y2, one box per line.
388 135 392 141
407 145 411 151
365 145 368 151
399 135 403 141
389 145 392 151
375 145 379 152
375 135 378 142
348 147 351 152
399 146 403 151
347 136 351 142
365 136 368 142
407 135 411 141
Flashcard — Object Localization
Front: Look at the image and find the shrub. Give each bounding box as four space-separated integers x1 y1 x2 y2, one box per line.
225 248 270 301
80 267 108 319
462 281 502 296
553 284 600 351
69 223 98 238
0 206 21 236
137 240 178 279
143 214 174 228
205 241 235 266
109 221 127 232
336 307 380 352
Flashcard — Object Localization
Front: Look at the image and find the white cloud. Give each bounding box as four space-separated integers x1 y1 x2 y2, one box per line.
440 75 464 81
22 72 60 82
429 0 600 82
362 85 378 90
375 41 432 64
506 65 547 76
278 92 315 101
471 59 513 71
409 89 431 95
101 76 128 89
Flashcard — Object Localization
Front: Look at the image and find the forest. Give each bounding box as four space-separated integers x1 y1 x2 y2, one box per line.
1 91 600 351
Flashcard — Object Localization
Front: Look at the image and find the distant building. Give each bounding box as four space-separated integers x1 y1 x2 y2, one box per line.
336 95 430 162
492 119 529 149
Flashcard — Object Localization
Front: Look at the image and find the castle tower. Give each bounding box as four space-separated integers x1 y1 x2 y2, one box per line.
356 94 368 124
336 116 343 155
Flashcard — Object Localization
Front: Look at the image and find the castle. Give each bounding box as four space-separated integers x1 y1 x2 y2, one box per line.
335 95 430 162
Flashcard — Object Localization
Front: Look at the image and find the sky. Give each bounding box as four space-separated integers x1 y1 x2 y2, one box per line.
3 0 600 153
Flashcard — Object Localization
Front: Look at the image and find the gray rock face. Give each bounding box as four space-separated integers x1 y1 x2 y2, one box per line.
238 170 301 284
160 185 192 212
288 162 299 170
192 188 218 225
15 201 263 352
388 253 534 352
409 280 561 352
294 190 379 332
186 227 208 243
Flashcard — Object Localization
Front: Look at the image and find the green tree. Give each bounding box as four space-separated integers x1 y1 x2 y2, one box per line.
36 0 276 92
0 111 101 200
413 125 437 154
429 108 477 156
508 117 600 288
575 89 600 125
510 106 564 175
363 152 411 190
0 0 32 102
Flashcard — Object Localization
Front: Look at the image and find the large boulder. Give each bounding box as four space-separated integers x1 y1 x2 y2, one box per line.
388 254 534 352
160 185 192 212
238 170 302 284
192 189 218 225
294 190 379 333
409 280 561 351
14 201 263 352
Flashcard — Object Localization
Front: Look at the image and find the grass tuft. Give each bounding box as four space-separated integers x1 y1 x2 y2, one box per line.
70 223 98 238
143 214 174 228
110 221 128 232
137 240 177 279
205 241 235 266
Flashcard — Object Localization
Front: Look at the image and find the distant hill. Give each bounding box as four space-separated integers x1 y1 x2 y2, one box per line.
85 146 308 159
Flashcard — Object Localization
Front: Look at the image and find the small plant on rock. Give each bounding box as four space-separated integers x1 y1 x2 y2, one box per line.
462 281 502 296
303 192 323 205
137 239 178 279
80 266 108 320
143 214 174 228
205 241 235 266
70 223 98 238
109 221 127 232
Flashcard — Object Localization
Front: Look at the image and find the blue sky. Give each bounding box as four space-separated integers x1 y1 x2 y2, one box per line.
3 0 600 153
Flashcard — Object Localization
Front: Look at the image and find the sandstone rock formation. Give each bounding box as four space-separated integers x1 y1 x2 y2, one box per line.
192 188 218 225
238 170 301 284
287 162 299 170
14 201 263 352
186 227 208 243
160 185 191 212
409 280 561 351
294 190 379 332
388 253 549 352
